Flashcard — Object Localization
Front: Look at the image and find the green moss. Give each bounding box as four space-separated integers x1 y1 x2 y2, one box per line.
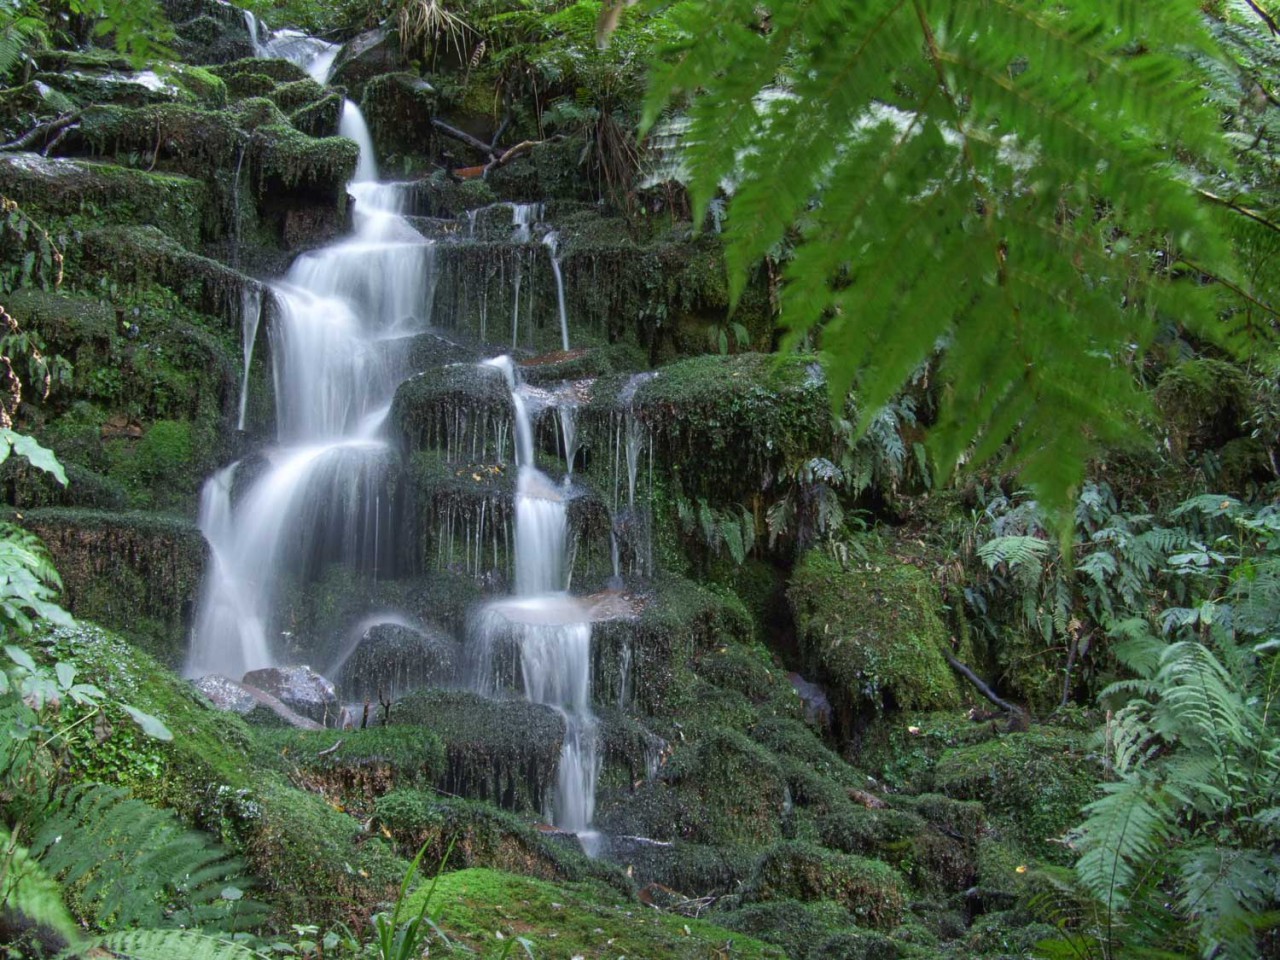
254 726 446 813
663 728 788 845
789 550 961 727
225 72 278 99
0 154 210 249
373 790 630 892
251 124 359 199
857 711 992 792
1154 358 1250 456
359 72 437 161
932 728 1097 863
744 842 907 930
290 92 343 138
711 899 853 960
518 342 649 387
404 867 785 959
228 96 289 130
385 689 565 813
76 103 244 178
609 838 758 896
20 512 206 664
268 78 328 112
392 362 513 460
211 58 312 85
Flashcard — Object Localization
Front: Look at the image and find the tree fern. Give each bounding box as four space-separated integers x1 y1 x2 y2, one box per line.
29 783 264 932
634 0 1260 529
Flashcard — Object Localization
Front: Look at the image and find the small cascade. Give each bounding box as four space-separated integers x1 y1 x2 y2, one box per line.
542 232 571 352
339 102 379 183
189 94 436 679
511 203 544 244
237 284 262 431
557 402 580 477
244 10 338 83
471 356 600 846
610 372 657 578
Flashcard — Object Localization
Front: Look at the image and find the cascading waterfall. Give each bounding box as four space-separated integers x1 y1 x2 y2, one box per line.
237 284 262 431
472 356 600 846
188 37 436 677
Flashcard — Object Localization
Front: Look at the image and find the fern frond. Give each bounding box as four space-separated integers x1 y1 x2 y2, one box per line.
1074 778 1170 910
73 929 269 960
0 825 80 949
29 784 264 932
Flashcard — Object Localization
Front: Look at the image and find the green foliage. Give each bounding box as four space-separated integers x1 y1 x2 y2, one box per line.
0 5 45 83
636 0 1256 530
0 521 71 635
66 0 175 67
0 823 80 951
29 782 265 931
83 929 270 960
1059 496 1280 959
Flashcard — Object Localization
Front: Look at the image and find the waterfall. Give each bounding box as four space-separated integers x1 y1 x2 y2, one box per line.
542 232 570 352
472 356 600 845
188 96 435 679
237 284 262 431
339 101 379 183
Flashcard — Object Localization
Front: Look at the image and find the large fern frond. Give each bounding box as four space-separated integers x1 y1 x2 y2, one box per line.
68 929 269 960
1073 778 1170 910
639 0 1247 526
0 824 80 950
29 784 264 932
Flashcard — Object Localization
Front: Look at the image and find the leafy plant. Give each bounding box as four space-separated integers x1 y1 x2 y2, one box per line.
1045 497 1280 959
632 0 1275 532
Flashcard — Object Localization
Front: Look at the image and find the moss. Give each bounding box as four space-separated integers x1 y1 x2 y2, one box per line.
788 550 961 734
254 726 445 814
1154 358 1249 455
814 804 976 897
518 342 649 386
19 511 206 665
25 625 406 927
0 154 209 250
290 93 343 138
711 899 853 960
697 642 798 713
857 711 993 792
373 790 630 892
744 842 907 930
359 72 438 161
385 689 565 813
211 58 312 85
393 362 513 461
228 96 290 130
609 837 758 896
251 124 359 200
752 718 864 791
662 728 788 845
931 728 1097 863
74 103 244 179
268 78 328 112
404 867 785 959
224 72 278 99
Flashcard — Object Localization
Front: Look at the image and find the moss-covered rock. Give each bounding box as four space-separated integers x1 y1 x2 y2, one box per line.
255 726 445 813
374 789 629 891
328 27 405 97
0 154 209 249
393 362 513 461
70 103 243 179
789 550 961 737
251 124 359 200
211 57 313 86
290 92 343 139
662 728 787 845
360 72 437 161
19 510 205 664
1154 357 1250 456
711 899 855 960
744 842 907 930
404 867 786 959
932 728 1097 863
385 689 565 813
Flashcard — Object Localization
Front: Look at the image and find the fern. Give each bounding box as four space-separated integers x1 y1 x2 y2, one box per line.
70 929 270 960
29 784 264 932
0 824 80 950
635 0 1263 528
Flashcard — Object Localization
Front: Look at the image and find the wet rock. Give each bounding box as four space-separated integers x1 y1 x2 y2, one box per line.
242 665 346 728
360 72 437 159
329 28 405 96
162 0 255 64
337 622 459 703
788 672 833 730
192 673 323 730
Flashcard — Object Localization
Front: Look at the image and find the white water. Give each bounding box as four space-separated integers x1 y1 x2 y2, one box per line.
244 11 338 83
237 284 262 431
472 356 599 842
340 102 379 183
542 232 571 352
188 94 436 678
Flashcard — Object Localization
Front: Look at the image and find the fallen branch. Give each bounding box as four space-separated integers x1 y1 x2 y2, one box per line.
431 118 499 159
40 122 79 158
945 652 1023 718
316 738 344 758
482 139 539 176
1 111 81 152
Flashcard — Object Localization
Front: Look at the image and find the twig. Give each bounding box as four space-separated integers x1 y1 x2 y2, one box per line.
1197 188 1280 236
1 111 80 152
40 123 78 158
945 652 1022 716
316 738 344 758
489 114 511 151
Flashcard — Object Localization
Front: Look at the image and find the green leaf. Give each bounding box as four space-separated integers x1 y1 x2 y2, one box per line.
6 431 68 486
121 704 173 741
5 644 36 672
55 661 74 690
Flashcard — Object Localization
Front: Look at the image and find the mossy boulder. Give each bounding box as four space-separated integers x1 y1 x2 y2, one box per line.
931 728 1097 863
290 93 343 139
69 104 243 178
336 621 460 702
403 867 785 959
1154 357 1250 456
393 362 513 461
385 689 565 813
711 899 856 960
328 27 405 97
18 510 205 665
211 58 313 86
0 154 209 249
251 124 359 200
744 842 907 930
360 72 438 160
518 343 648 386
374 790 629 891
255 726 446 813
663 728 788 845
789 550 961 736
163 0 256 64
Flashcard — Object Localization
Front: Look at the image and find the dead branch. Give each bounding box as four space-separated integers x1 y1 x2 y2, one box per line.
431 118 499 159
945 652 1023 718
1 111 81 152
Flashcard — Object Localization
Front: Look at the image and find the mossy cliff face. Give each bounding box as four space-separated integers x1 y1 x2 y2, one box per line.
789 549 962 737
